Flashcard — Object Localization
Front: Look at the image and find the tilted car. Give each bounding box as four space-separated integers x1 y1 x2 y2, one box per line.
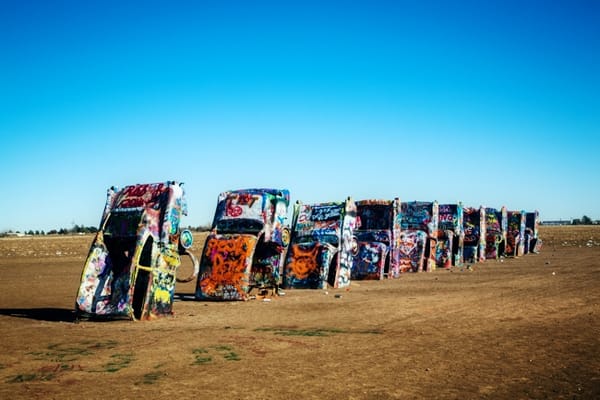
195 189 291 301
435 203 464 269
283 198 357 289
398 201 439 272
75 181 196 320
506 210 526 257
484 207 507 260
463 206 486 263
525 210 542 254
351 199 402 280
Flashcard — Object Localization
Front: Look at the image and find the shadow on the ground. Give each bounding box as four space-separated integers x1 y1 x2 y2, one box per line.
0 308 76 322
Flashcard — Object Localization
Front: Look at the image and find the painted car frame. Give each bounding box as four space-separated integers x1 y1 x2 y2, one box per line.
195 189 291 301
463 206 486 263
506 210 526 257
75 181 195 320
435 203 464 269
525 210 542 254
484 207 507 260
283 198 357 289
398 201 439 273
351 199 402 280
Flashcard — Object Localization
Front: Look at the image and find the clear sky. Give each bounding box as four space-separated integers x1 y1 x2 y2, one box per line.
1 0 599 232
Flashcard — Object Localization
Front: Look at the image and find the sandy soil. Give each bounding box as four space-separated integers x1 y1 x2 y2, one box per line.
0 226 599 399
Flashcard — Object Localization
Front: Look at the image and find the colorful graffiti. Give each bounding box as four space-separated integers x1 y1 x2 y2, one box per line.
196 234 257 300
283 243 333 289
400 201 438 272
525 211 543 254
352 199 400 280
397 231 427 273
463 206 486 263
196 189 290 300
284 198 357 289
436 203 464 268
484 207 507 260
506 211 526 257
75 181 194 320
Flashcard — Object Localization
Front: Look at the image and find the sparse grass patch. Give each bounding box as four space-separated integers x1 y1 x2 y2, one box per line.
139 371 165 385
255 327 383 336
102 353 134 373
191 345 241 365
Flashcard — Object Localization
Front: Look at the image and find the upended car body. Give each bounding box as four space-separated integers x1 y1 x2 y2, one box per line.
75 181 196 320
351 199 402 280
283 198 357 289
398 201 439 273
506 210 526 257
484 207 507 260
195 189 290 301
435 203 464 269
525 210 542 254
463 206 486 263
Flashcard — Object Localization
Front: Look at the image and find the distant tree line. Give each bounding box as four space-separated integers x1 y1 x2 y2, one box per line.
571 215 598 225
0 224 98 237
1 223 212 238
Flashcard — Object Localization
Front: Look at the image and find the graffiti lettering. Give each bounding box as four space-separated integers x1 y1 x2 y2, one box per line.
311 205 341 222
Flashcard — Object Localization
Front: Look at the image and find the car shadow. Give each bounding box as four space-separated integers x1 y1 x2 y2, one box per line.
0 308 77 323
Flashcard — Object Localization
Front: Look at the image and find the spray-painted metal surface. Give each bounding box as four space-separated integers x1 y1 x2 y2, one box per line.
351 199 402 280
506 210 526 257
284 198 357 289
196 189 290 301
525 211 542 254
436 203 464 268
399 201 439 272
484 207 507 260
463 206 486 263
75 181 195 320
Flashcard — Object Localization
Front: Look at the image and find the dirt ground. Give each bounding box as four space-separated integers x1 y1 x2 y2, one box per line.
0 226 599 399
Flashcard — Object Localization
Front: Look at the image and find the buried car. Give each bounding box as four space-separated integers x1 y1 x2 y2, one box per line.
351 199 402 280
435 203 464 269
463 206 486 263
484 207 507 260
506 210 526 257
283 198 357 289
525 210 542 254
398 201 439 273
195 189 291 301
75 181 196 320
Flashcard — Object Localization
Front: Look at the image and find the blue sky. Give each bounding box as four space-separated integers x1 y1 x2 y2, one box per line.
1 0 598 232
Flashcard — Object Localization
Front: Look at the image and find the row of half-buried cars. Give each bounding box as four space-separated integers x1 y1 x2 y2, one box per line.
74 182 542 320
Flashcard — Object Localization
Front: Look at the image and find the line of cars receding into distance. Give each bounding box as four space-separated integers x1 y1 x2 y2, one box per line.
75 182 542 320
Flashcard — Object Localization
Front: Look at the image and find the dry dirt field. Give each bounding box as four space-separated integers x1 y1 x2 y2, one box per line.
1 226 599 399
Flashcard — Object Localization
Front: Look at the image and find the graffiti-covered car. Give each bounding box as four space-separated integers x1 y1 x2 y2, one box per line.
506 210 526 257
398 201 439 273
463 206 486 263
75 181 196 320
525 210 542 254
351 199 402 280
484 207 507 260
435 203 464 269
195 189 291 301
283 198 357 289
